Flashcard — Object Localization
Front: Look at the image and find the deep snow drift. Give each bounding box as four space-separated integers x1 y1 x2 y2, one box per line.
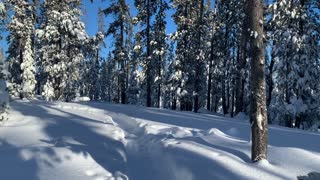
0 99 319 180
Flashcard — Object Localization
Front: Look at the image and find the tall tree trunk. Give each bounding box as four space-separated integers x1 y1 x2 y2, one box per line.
227 76 230 111
236 0 249 115
222 11 229 115
120 20 126 104
294 0 305 128
19 39 24 99
157 0 164 109
248 0 268 162
207 37 214 110
266 51 274 108
146 0 152 107
157 54 161 108
194 0 204 113
231 88 235 118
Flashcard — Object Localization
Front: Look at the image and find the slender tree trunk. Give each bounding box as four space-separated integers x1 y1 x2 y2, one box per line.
236 0 249 115
207 38 213 110
172 94 176 110
157 55 161 108
19 39 24 99
157 0 164 109
146 0 152 107
194 0 204 113
227 77 230 111
120 20 126 104
266 52 274 108
248 0 268 162
294 0 305 128
214 95 218 112
222 12 229 115
231 88 235 118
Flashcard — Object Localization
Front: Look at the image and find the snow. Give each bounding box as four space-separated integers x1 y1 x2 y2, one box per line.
0 100 319 180
73 96 91 102
0 79 9 121
0 2 5 15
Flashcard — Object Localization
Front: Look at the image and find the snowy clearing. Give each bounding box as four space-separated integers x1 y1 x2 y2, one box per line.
0 100 319 180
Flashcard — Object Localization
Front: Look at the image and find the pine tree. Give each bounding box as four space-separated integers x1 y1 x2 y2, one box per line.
165 40 178 109
135 0 157 107
151 0 169 108
235 0 249 115
6 0 36 99
0 48 8 121
104 0 131 104
99 58 109 101
206 1 217 111
211 0 246 115
248 0 268 162
128 33 143 104
80 32 104 100
268 0 320 128
171 0 199 111
37 0 88 101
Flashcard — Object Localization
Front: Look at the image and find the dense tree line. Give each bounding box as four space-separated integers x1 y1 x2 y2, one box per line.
1 0 320 161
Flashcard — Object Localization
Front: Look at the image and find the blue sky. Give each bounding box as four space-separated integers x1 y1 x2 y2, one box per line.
82 0 177 35
82 0 177 57
0 0 177 57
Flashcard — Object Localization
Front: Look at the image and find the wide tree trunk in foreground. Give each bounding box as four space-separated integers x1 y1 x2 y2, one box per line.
248 0 268 162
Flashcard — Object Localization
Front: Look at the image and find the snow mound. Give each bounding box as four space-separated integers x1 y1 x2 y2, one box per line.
198 107 212 114
234 112 249 121
226 127 240 136
73 96 90 102
205 128 227 136
142 123 193 138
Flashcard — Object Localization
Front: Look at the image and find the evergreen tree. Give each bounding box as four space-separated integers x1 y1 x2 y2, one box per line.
235 0 250 115
36 0 88 101
135 0 157 107
0 47 9 121
80 32 104 100
151 0 169 108
104 0 131 104
171 0 199 111
128 33 143 105
268 0 320 128
6 0 36 99
99 58 109 101
215 0 246 115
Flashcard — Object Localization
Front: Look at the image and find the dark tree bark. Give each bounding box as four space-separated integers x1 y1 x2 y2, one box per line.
222 5 229 115
294 0 305 128
120 20 126 104
248 0 268 162
266 51 275 108
194 0 204 113
235 0 249 115
156 0 165 108
157 54 161 108
146 0 152 107
207 37 214 111
19 39 24 99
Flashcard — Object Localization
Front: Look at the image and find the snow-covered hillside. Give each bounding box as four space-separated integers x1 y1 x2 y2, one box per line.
0 100 319 180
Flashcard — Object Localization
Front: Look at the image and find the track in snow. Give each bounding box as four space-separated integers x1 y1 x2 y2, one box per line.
0 100 319 180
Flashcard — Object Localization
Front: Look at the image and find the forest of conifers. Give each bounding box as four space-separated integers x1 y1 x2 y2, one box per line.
0 0 319 132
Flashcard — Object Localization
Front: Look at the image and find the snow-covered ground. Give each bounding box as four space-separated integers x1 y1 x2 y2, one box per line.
0 100 319 180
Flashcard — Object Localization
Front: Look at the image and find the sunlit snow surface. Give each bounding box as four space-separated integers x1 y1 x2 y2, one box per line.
0 99 319 180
